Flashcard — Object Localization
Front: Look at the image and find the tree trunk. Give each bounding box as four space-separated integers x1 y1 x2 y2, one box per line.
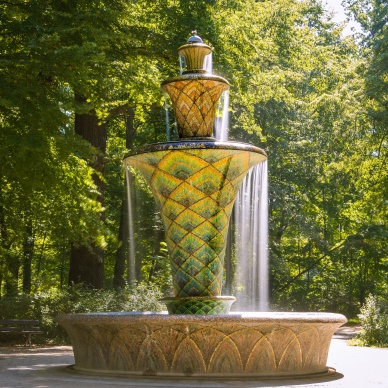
69 244 104 288
22 217 34 294
0 194 19 297
4 253 19 297
68 96 107 289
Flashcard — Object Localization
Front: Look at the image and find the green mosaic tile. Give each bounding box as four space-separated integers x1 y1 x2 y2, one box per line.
207 259 223 277
189 166 224 196
208 211 229 232
170 245 191 267
184 149 240 163
196 266 222 288
191 221 219 243
178 233 205 255
182 257 204 277
169 260 180 275
192 245 217 265
189 197 219 219
151 170 181 198
166 236 176 252
157 151 208 179
223 200 237 218
173 270 194 290
164 297 234 315
175 275 206 296
174 209 205 232
169 182 206 207
207 234 225 255
211 183 236 208
162 199 185 221
167 223 188 244
222 153 250 179
162 217 172 232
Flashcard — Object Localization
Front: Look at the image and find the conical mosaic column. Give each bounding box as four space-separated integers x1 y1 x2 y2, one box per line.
124 34 267 314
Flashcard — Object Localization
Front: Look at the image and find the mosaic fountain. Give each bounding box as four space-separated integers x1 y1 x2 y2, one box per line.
57 34 346 379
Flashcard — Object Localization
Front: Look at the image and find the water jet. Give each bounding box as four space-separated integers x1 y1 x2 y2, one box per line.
57 33 346 379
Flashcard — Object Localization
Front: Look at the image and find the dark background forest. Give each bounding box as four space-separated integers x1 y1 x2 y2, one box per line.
0 0 387 325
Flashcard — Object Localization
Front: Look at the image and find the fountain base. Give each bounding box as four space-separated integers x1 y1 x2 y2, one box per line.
162 295 236 314
56 311 346 378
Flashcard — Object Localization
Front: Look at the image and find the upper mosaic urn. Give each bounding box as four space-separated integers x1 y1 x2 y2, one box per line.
161 32 229 138
124 33 267 314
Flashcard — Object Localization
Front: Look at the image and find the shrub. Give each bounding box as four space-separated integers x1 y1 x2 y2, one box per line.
0 282 164 344
350 295 388 347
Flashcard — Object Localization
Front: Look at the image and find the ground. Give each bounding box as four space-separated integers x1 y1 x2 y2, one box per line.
0 326 387 387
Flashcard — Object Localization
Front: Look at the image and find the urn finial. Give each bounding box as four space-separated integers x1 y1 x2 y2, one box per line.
187 31 203 43
178 33 212 74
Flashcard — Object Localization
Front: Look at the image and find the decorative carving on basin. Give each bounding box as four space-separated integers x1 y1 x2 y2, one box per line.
56 312 347 378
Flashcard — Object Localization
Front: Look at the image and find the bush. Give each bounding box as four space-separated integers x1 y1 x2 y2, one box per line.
0 282 164 344
350 295 388 347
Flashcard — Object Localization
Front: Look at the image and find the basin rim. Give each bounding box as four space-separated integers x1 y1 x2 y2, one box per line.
56 311 347 325
123 139 267 159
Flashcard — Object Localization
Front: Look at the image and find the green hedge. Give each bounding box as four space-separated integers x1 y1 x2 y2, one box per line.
0 283 164 344
350 295 388 347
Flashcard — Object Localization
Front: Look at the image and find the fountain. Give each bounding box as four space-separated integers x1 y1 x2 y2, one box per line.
56 33 346 379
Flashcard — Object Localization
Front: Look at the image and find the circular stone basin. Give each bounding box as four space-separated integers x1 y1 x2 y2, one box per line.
56 311 346 378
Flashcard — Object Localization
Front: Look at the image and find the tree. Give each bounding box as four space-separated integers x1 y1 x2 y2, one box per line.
0 0 385 317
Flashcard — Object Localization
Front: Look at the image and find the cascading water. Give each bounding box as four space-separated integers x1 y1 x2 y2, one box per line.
204 52 213 74
213 82 267 311
125 168 136 284
164 96 171 141
234 161 269 311
214 90 229 142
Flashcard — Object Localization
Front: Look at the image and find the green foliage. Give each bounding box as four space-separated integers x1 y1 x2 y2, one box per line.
350 295 388 347
0 0 386 318
0 283 164 344
141 241 172 293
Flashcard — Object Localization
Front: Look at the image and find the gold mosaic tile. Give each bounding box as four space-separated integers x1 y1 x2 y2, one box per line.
162 78 229 138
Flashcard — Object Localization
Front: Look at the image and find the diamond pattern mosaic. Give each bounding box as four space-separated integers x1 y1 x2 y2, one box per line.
164 298 233 314
128 147 265 298
162 79 229 138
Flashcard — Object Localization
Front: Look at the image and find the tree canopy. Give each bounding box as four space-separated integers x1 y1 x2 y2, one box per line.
0 0 386 317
